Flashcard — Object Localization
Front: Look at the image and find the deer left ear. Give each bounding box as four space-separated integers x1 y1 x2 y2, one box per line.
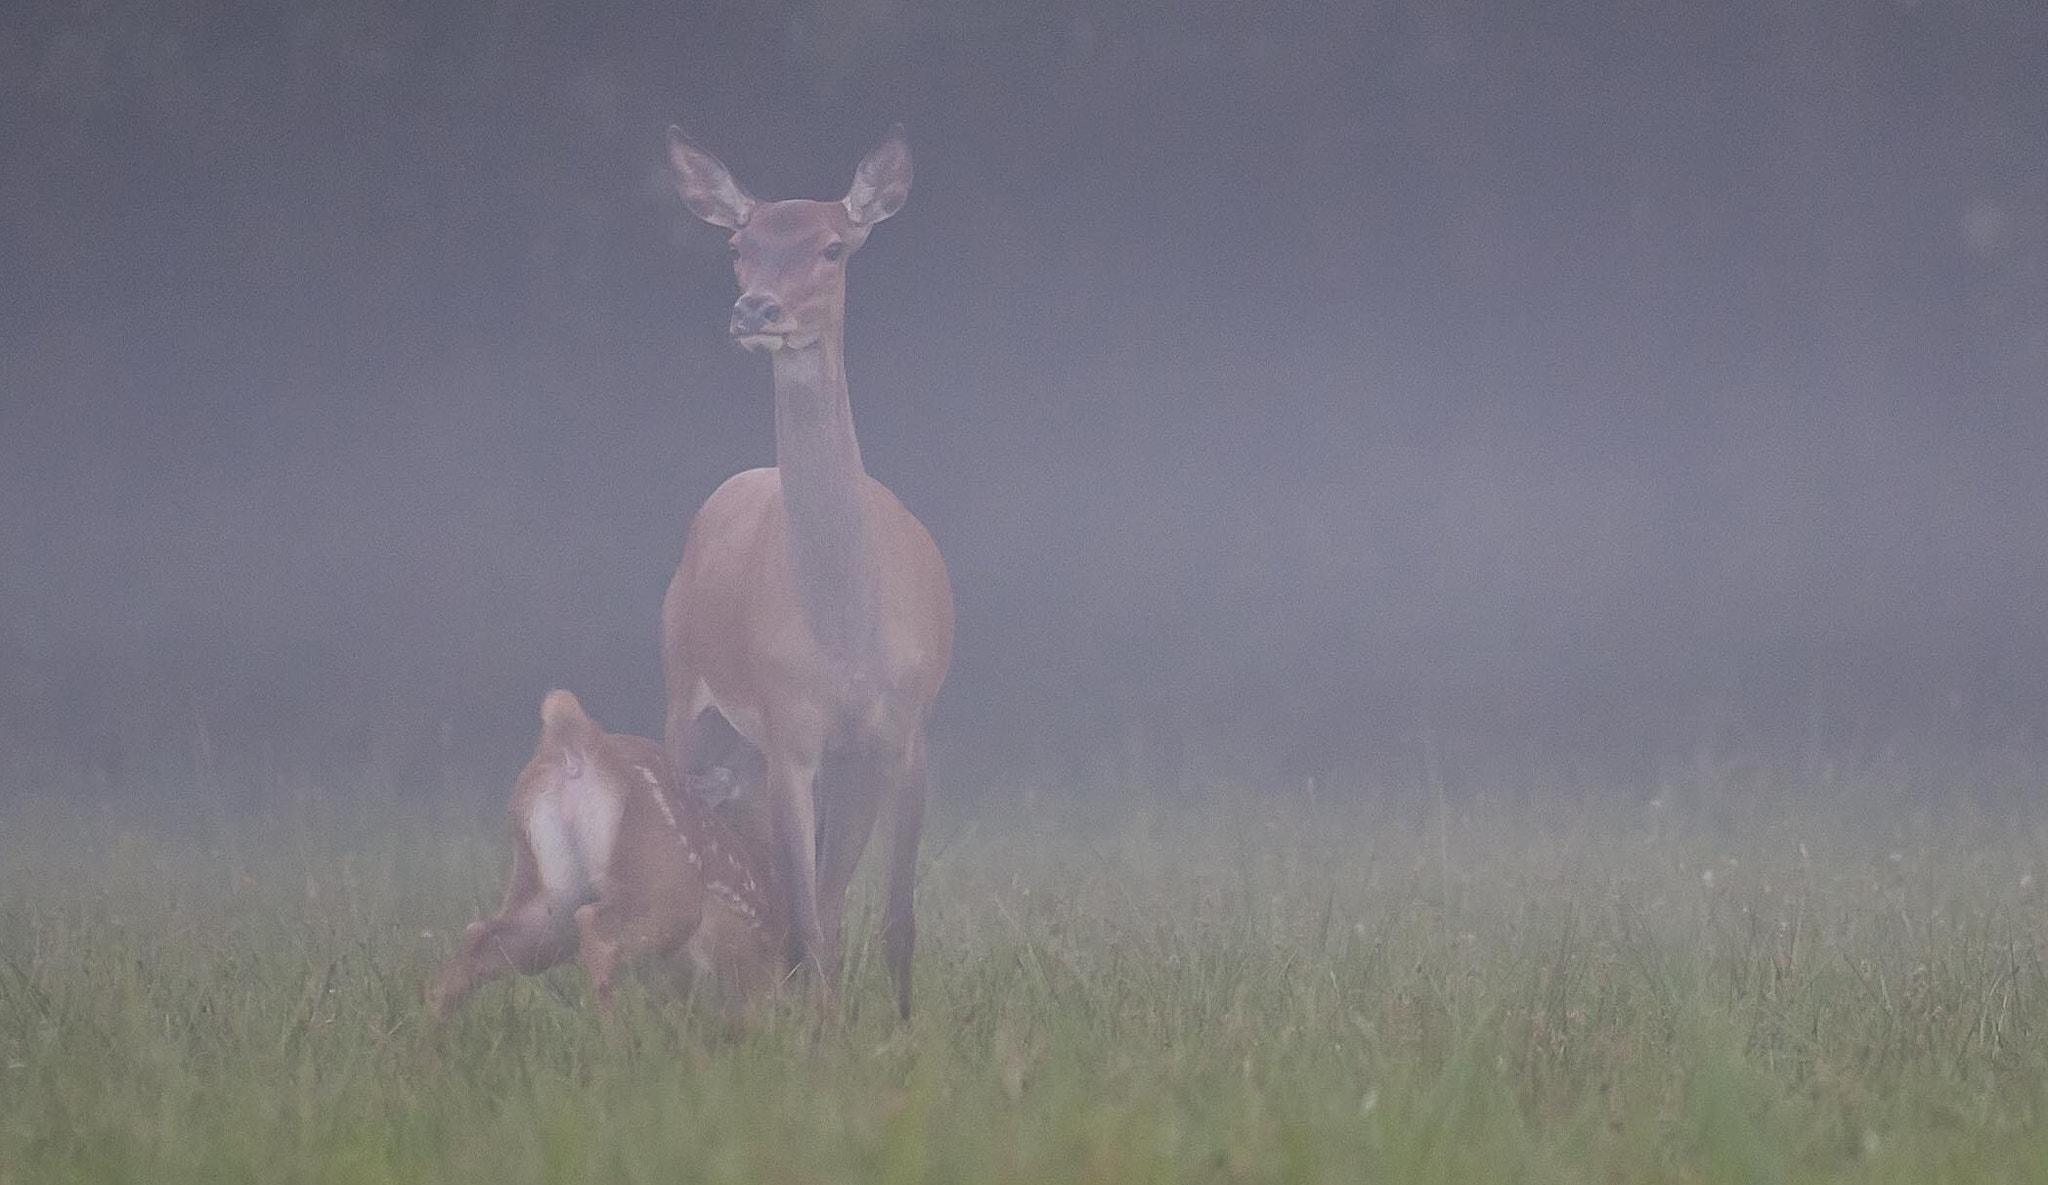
844 124 912 227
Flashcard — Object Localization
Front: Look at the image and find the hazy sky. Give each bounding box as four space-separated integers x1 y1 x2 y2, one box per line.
3 0 2044 795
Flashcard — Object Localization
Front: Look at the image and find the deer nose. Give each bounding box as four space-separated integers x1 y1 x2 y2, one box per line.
731 294 782 334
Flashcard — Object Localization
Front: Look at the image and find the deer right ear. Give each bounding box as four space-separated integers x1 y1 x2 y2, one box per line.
667 126 756 230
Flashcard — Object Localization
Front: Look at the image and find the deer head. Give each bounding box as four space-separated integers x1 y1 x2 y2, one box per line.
667 125 912 352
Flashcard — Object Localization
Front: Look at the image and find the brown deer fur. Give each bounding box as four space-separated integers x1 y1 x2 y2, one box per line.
662 126 954 1019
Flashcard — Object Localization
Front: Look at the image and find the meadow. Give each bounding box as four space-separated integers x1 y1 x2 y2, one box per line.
3 755 2047 1183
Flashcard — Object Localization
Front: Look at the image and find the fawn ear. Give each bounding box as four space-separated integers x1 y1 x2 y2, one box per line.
843 124 911 227
668 126 757 230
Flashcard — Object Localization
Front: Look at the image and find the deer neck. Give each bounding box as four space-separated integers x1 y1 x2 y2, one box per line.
770 335 881 667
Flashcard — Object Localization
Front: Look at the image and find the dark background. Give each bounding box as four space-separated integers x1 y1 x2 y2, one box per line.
3 0 2044 803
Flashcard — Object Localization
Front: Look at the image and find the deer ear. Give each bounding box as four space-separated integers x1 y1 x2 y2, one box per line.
668 126 757 230
843 124 911 227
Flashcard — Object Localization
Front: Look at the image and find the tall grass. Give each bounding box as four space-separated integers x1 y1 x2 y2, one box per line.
3 774 2048 1182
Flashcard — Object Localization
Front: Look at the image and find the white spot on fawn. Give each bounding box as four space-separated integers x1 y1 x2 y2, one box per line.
645 783 679 831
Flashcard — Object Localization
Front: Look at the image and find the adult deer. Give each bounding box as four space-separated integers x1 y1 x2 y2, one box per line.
431 691 782 1022
662 125 953 1019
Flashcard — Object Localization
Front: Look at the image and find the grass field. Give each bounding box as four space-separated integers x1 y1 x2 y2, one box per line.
4 767 2048 1183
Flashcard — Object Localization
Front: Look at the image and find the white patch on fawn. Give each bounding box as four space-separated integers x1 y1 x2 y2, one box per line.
525 757 622 903
644 782 680 832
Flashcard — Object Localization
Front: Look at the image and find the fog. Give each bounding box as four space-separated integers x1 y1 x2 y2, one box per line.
3 0 2043 801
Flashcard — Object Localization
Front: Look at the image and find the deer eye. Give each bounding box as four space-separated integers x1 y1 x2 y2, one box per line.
822 242 845 262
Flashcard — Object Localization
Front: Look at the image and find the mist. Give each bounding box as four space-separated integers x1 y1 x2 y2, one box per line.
3 0 2043 803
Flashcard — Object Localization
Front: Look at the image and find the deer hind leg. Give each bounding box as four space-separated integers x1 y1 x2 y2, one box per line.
572 900 628 1008
575 849 702 1011
574 898 692 1010
432 835 579 1020
881 731 929 1021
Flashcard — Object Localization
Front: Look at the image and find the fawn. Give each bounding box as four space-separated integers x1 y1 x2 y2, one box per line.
431 690 782 1021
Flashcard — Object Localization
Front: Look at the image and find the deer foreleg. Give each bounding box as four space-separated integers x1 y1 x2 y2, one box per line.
767 750 828 999
815 747 888 984
881 732 928 1021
